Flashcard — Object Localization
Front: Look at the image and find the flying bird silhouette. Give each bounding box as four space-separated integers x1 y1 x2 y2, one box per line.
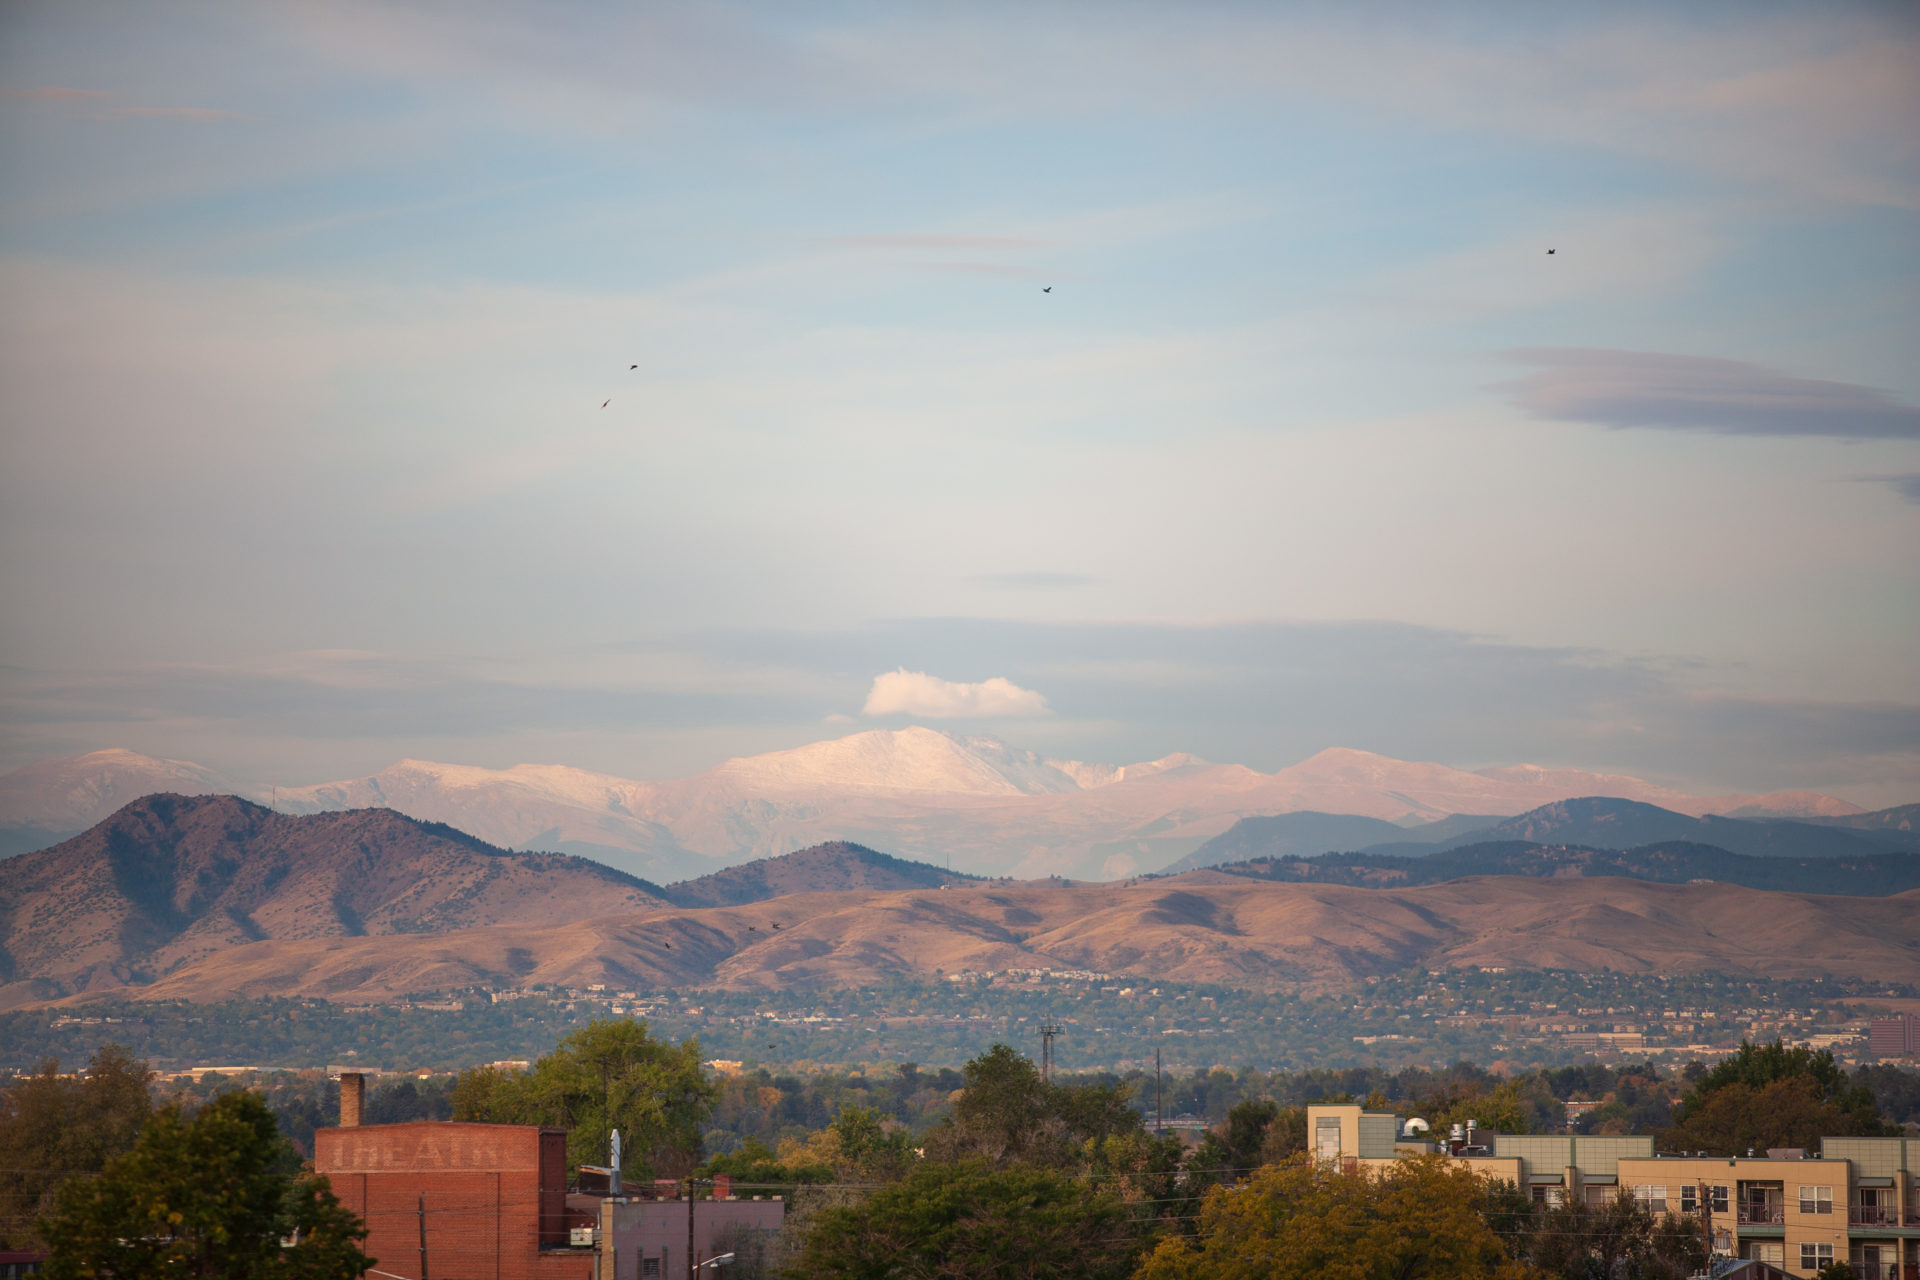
602 399 610 408
1546 249 1556 255
1042 286 1052 293
772 923 782 929
629 364 637 369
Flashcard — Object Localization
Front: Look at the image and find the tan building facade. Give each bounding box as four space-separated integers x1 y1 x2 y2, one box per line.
1307 1104 1919 1278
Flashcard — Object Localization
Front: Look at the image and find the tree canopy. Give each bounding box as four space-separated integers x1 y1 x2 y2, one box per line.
1664 1039 1891 1154
39 1090 368 1280
450 1016 714 1179
1134 1154 1535 1280
789 1158 1144 1280
0 1044 152 1250
921 1043 1142 1168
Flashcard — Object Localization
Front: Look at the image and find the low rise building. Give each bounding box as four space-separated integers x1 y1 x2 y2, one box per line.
314 1071 784 1280
1309 1103 1919 1278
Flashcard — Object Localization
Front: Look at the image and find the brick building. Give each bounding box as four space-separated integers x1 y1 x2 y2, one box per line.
316 1116 592 1280
313 1071 783 1280
1870 1016 1919 1060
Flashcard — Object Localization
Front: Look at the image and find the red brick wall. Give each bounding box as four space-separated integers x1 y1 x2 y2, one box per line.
315 1123 591 1280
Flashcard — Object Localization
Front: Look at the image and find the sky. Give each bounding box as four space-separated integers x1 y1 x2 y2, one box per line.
1 1 1917 803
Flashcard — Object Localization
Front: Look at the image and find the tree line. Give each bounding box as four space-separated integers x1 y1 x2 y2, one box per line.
1 1023 1909 1278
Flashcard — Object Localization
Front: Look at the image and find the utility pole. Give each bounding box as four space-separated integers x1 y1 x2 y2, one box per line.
1155 1047 1164 1136
687 1177 696 1280
1039 1022 1062 1082
418 1192 429 1280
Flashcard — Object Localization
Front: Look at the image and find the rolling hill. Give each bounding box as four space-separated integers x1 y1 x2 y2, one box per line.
54 876 1920 1005
0 794 669 1008
662 841 985 908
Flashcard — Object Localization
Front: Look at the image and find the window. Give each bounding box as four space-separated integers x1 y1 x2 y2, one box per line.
1798 1185 1832 1214
1745 1242 1782 1264
1710 1185 1729 1214
1315 1117 1342 1163
1531 1185 1563 1206
1800 1243 1833 1270
1632 1185 1667 1213
1681 1185 1697 1213
642 1261 661 1278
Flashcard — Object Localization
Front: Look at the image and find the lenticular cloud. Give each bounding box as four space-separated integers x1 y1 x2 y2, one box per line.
862 669 1050 719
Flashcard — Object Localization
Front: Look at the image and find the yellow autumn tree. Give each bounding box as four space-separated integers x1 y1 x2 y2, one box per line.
1134 1153 1540 1280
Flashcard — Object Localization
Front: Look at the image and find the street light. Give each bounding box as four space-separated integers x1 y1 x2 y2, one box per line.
695 1253 735 1271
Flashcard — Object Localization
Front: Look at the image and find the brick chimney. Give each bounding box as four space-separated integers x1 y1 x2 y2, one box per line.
339 1072 365 1128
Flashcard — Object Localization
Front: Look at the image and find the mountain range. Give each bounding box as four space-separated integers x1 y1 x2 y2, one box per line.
0 730 1866 881
1166 796 1920 873
3 794 1916 1009
1194 839 1920 896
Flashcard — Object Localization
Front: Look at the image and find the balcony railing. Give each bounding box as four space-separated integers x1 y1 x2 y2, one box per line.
1849 1204 1896 1227
1736 1204 1784 1226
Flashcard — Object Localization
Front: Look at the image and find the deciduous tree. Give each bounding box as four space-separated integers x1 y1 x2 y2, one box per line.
1134 1154 1536 1280
452 1017 715 1179
0 1045 152 1250
791 1158 1143 1280
39 1090 367 1280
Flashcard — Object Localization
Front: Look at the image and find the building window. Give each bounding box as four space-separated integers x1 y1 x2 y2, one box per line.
1531 1185 1564 1206
642 1260 661 1278
1681 1185 1697 1213
1315 1118 1342 1163
1709 1185 1729 1214
1745 1242 1783 1264
1797 1185 1832 1214
1632 1185 1667 1213
1799 1243 1833 1270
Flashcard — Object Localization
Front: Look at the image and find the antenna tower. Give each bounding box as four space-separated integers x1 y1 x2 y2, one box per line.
1039 1021 1063 1082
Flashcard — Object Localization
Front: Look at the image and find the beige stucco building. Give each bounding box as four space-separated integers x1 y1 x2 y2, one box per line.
1307 1103 1919 1278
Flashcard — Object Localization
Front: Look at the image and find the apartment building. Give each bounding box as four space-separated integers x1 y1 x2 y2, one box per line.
1871 1016 1920 1060
1309 1104 1919 1278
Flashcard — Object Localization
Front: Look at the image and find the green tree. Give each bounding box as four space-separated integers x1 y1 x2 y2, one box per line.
1508 1194 1705 1280
1189 1100 1278 1186
1134 1154 1537 1280
789 1158 1144 1280
1664 1077 1867 1157
1673 1040 1888 1138
451 1017 715 1179
0 1045 152 1250
921 1044 1143 1169
39 1090 368 1280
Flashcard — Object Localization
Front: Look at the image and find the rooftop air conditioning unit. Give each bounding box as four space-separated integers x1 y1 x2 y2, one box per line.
570 1227 598 1247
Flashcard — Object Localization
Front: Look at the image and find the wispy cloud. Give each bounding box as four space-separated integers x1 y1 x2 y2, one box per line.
862 669 1050 719
3 86 110 102
1502 349 1920 440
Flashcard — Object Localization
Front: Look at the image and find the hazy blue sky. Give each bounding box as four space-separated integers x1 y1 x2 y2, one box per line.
2 1 1916 801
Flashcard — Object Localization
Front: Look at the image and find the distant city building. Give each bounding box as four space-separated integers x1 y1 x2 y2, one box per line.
1869 1015 1919 1060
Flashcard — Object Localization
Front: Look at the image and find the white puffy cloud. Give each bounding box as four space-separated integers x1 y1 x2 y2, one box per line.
861 669 1050 719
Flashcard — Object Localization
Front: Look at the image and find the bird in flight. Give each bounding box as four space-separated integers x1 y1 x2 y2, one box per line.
1546 249 1556 255
630 364 637 370
1042 286 1052 293
772 923 782 929
602 399 610 408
